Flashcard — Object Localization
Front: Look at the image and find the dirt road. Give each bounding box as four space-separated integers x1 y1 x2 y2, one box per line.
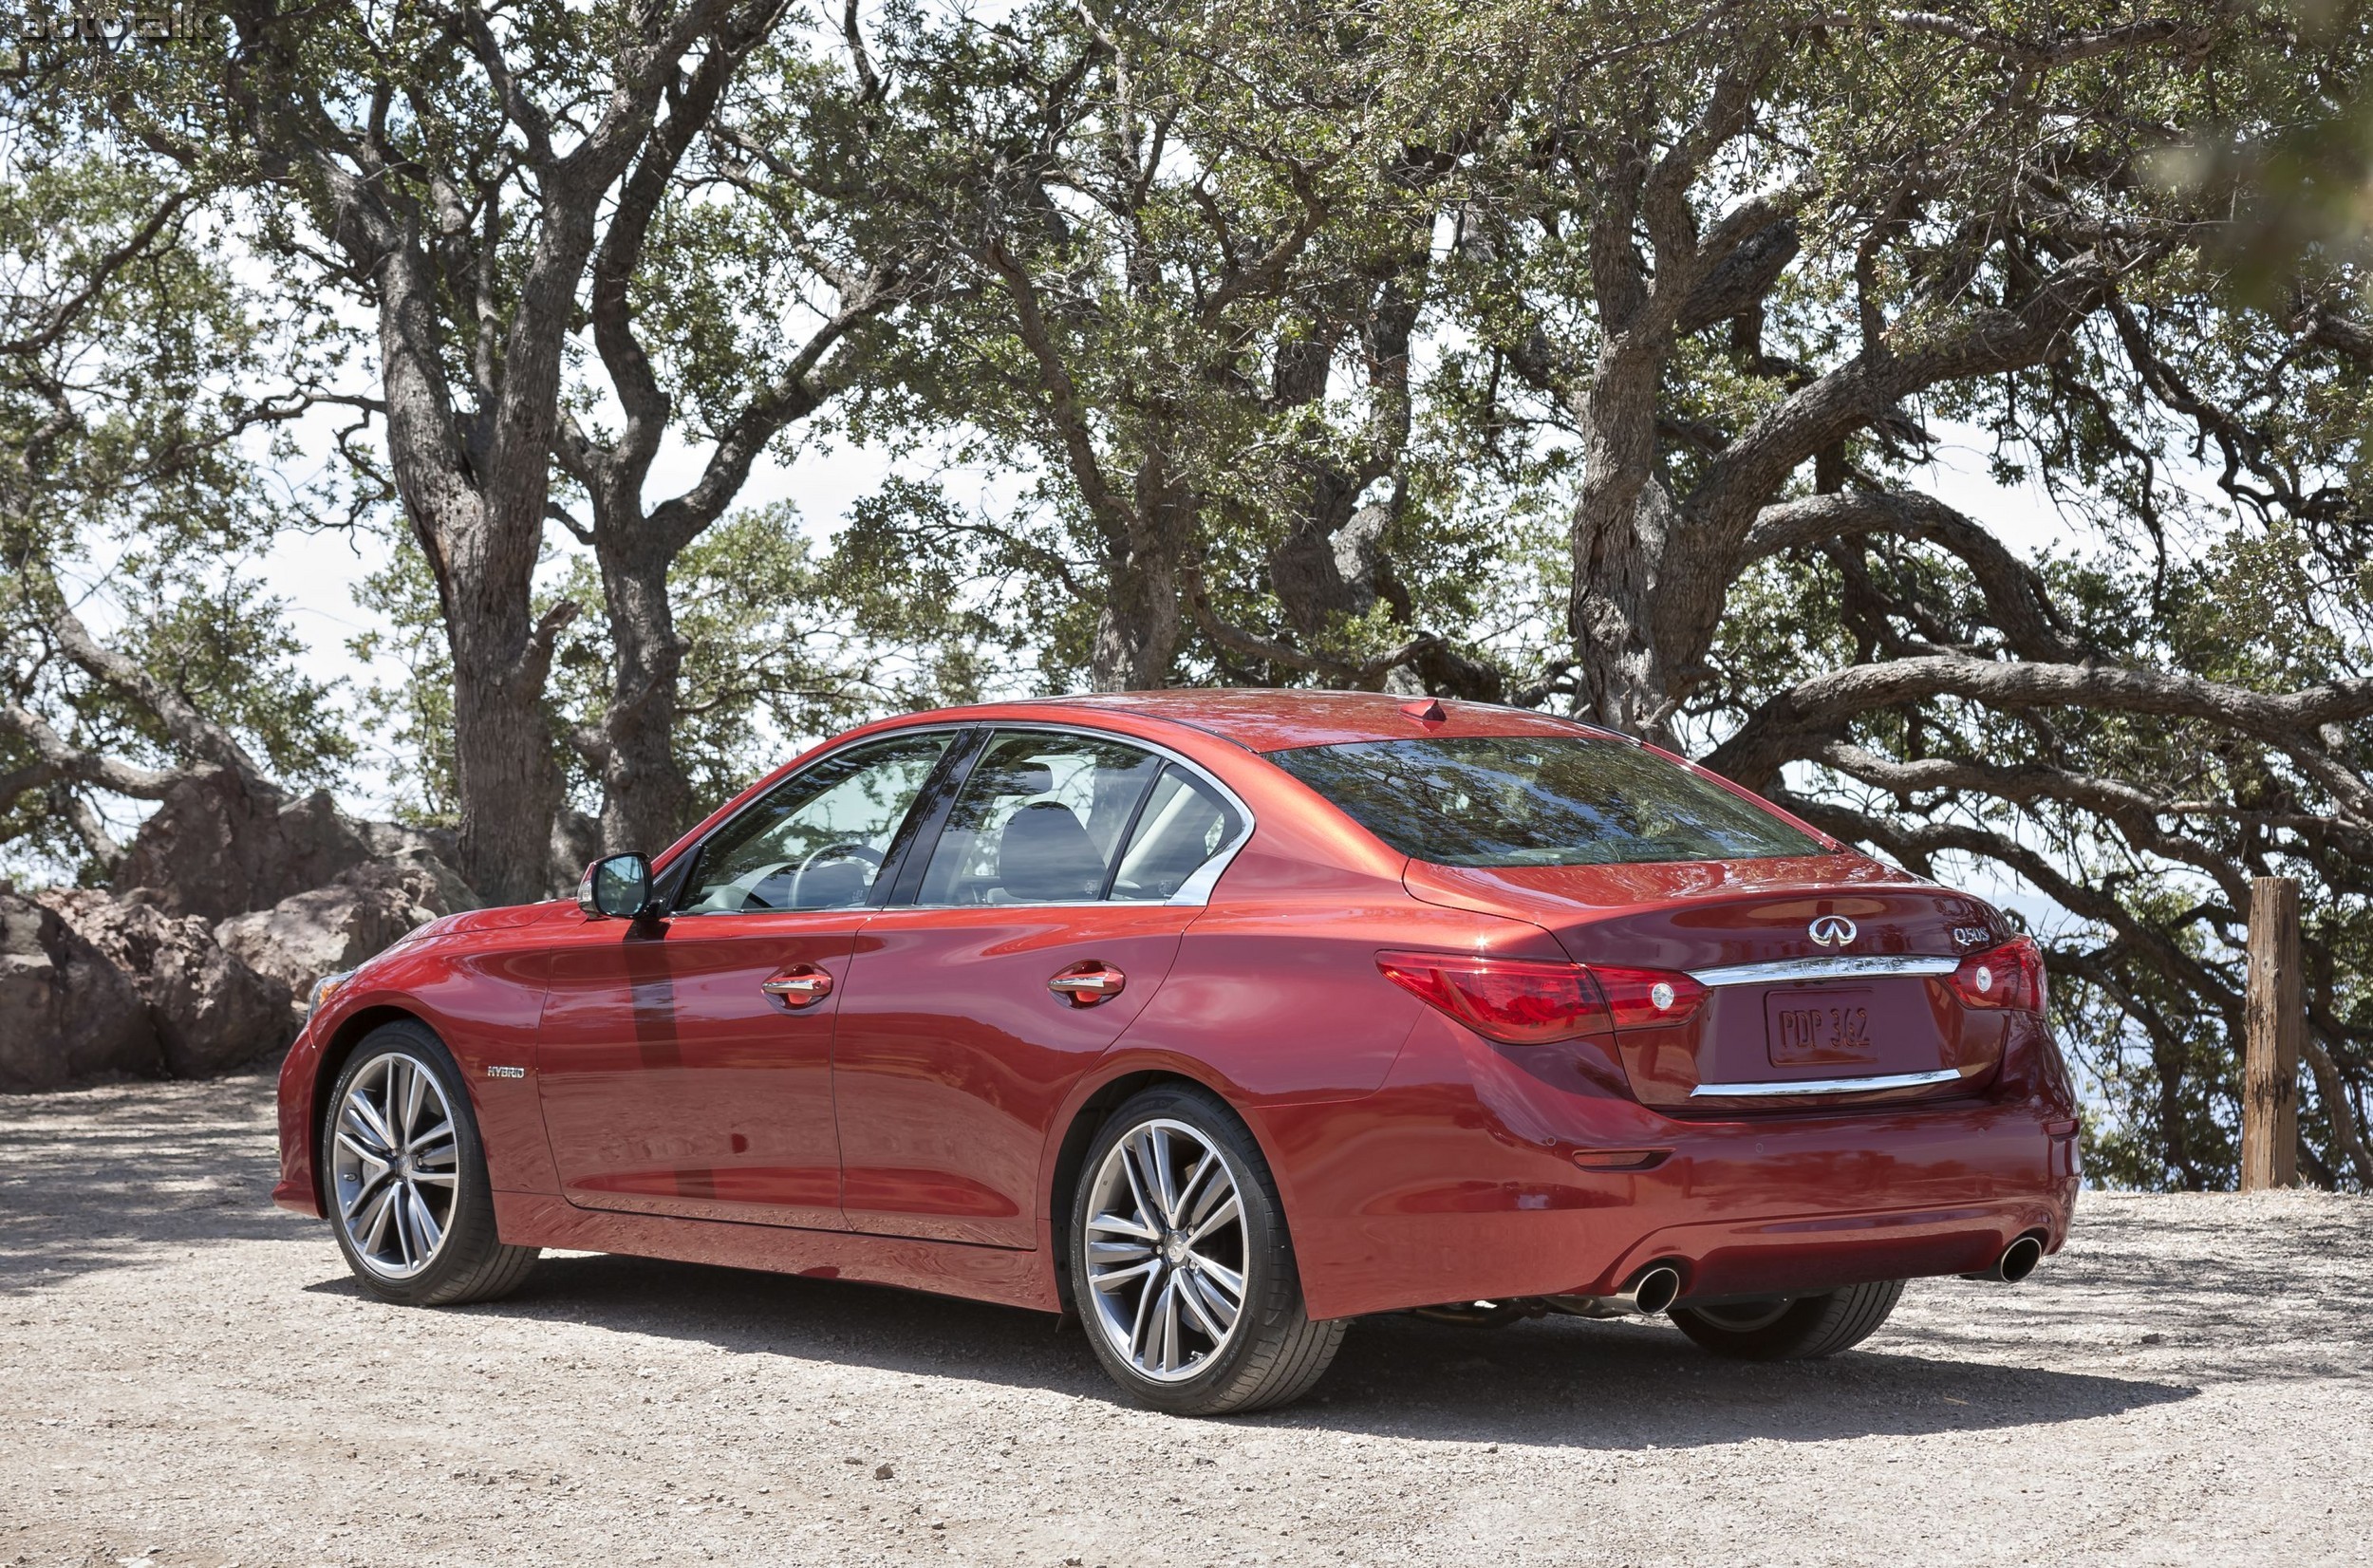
3 1070 2367 1567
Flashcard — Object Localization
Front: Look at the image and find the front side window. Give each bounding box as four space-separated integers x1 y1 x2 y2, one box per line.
917 731 1164 905
676 732 955 913
1266 735 1823 868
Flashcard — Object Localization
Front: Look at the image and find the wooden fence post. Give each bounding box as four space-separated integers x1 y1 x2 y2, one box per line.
2240 876 2303 1191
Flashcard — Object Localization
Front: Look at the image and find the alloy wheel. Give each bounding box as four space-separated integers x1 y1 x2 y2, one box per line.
1081 1117 1248 1382
330 1052 459 1279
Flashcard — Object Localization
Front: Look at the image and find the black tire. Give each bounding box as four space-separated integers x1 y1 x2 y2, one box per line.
1670 1279 1904 1360
1069 1084 1345 1416
321 1020 540 1307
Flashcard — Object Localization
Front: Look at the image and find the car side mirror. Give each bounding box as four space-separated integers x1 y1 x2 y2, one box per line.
577 853 653 920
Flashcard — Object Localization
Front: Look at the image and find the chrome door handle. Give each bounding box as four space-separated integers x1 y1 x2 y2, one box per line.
760 968 834 1007
1048 963 1126 1006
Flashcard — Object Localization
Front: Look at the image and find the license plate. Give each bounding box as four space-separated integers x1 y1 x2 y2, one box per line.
1765 988 1878 1067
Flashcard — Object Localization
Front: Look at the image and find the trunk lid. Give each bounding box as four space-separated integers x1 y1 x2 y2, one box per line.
1404 854 2013 1111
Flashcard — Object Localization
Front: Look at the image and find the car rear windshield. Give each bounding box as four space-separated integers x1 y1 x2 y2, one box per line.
1265 735 1825 868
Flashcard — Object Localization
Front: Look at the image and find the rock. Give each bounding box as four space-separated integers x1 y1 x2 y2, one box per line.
356 816 463 870
37 889 293 1077
0 887 161 1091
113 770 373 921
551 809 601 896
215 852 478 1002
380 845 479 922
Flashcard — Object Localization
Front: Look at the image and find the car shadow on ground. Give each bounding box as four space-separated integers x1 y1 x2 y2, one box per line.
1303 1311 2195 1447
9 1072 2333 1445
315 1249 2200 1450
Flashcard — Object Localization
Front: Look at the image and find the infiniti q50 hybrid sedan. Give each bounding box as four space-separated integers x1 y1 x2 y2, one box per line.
278 691 2079 1414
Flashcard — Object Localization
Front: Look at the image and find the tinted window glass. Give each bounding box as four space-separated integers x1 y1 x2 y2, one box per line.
1110 767 1246 902
1267 736 1822 868
678 733 954 913
918 731 1163 905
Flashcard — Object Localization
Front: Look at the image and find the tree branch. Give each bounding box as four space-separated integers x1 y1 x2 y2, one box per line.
981 234 1137 548
0 702 189 821
39 595 275 796
1741 489 2083 662
1845 9 2206 68
1183 566 1437 684
1710 654 2373 806
0 190 188 357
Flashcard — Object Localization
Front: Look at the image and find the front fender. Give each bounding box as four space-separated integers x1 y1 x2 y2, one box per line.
272 928 562 1218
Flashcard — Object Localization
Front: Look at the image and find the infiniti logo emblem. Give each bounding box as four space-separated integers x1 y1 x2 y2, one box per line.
1808 915 1858 947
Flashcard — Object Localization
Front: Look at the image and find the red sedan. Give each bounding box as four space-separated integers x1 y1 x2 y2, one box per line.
277 692 2079 1414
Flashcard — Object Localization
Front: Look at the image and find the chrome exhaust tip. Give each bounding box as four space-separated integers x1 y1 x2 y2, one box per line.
1627 1263 1682 1316
1963 1234 2045 1284
1548 1261 1684 1319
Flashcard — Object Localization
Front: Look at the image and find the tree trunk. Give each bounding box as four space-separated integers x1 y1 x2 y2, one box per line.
444 578 567 906
1090 472 1191 691
1568 333 1680 736
1090 547 1183 691
376 240 573 908
1264 273 1424 684
590 531 695 856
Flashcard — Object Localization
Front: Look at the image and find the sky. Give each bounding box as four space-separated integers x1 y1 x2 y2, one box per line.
248 427 917 814
247 414 2080 810
204 406 2107 938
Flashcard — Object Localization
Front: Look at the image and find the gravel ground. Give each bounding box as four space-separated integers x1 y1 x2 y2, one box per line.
3 1070 2368 1568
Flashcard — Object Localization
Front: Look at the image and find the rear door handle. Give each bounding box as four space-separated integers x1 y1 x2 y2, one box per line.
1048 962 1126 1006
760 966 834 1007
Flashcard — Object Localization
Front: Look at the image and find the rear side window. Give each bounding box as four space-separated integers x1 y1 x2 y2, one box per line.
917 731 1164 905
1266 735 1822 868
1110 767 1245 901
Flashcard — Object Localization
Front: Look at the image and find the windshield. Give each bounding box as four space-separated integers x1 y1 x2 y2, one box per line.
1266 735 1825 868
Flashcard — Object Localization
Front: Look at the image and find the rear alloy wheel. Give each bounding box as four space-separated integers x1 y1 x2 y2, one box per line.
325 1021 540 1307
1072 1085 1343 1415
1670 1279 1905 1360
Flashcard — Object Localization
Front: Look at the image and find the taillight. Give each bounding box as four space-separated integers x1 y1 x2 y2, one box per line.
1950 936 2046 1015
1588 965 1709 1030
1376 953 1598 1045
1375 952 1704 1045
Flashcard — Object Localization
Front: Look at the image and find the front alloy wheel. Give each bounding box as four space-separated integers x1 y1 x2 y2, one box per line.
1070 1085 1343 1415
322 1021 540 1307
331 1049 458 1279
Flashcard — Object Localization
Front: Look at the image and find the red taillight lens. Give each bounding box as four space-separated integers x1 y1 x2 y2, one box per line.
1377 952 1602 1044
1588 965 1709 1030
1950 936 2046 1015
1376 952 1703 1045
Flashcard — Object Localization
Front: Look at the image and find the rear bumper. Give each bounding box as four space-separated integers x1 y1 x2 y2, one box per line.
1598 1099 2080 1305
1602 1195 2068 1306
1264 1011 2081 1320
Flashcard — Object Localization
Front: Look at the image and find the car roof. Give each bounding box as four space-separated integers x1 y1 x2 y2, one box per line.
1000 689 1620 753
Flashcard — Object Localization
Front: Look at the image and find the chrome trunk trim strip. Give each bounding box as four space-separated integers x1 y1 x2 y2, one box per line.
1689 1067 1968 1099
1686 954 1960 988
